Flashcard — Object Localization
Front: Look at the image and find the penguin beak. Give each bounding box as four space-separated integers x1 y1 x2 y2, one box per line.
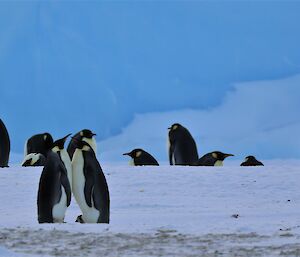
123 152 130 156
62 133 72 142
224 153 234 158
168 127 171 130
92 133 97 136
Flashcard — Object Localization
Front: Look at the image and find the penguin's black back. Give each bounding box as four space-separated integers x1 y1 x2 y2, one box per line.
195 153 216 166
83 150 110 223
134 151 159 166
0 119 10 167
27 133 53 157
37 151 71 223
169 126 198 165
241 156 264 166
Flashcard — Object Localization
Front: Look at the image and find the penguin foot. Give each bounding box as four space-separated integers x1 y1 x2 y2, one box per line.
75 215 85 223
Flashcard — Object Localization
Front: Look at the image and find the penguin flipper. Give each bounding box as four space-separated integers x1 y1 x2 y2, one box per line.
84 165 94 208
60 164 71 207
93 170 110 223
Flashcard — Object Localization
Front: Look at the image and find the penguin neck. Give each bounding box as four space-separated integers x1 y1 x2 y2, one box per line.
82 137 97 155
214 160 223 166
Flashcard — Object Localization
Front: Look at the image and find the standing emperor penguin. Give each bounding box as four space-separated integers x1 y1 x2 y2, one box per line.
37 151 71 223
24 132 53 157
0 119 10 167
168 123 198 165
67 129 97 160
123 148 159 166
52 134 72 190
72 140 110 223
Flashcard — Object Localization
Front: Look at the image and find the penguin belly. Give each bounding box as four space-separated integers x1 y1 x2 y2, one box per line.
72 151 99 223
52 186 67 223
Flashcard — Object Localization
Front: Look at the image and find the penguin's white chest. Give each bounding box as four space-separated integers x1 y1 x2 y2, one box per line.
52 186 67 223
72 151 99 223
129 158 135 166
214 160 223 166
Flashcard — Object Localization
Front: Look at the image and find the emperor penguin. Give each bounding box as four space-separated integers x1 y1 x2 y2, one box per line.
168 123 198 166
196 151 234 166
123 148 159 166
67 129 97 159
72 139 110 223
52 134 72 190
0 119 10 167
240 156 264 166
24 132 53 157
37 151 71 223
22 153 46 167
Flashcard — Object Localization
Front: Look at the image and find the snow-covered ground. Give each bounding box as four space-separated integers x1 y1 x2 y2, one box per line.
0 162 300 256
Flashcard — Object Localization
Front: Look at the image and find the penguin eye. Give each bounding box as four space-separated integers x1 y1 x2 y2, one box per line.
212 152 218 159
136 151 142 158
173 125 178 130
80 131 83 136
44 135 47 140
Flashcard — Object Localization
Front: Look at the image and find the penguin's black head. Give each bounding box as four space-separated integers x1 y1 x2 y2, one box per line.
245 155 256 161
72 138 93 152
211 151 234 161
123 148 144 159
52 134 71 151
43 133 54 150
168 123 182 131
80 129 96 139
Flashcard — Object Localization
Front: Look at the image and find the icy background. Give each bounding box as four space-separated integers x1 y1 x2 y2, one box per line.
1 1 300 160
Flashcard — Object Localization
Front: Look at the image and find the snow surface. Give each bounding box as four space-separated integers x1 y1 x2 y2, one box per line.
0 162 300 256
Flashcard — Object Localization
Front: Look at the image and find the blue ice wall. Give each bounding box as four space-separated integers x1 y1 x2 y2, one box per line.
1 1 300 152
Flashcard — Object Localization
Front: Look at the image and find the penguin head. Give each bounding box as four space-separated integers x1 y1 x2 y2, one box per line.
43 132 54 150
79 129 96 139
168 123 182 131
168 123 191 140
211 151 234 161
245 155 256 162
72 138 93 152
123 149 144 159
22 153 45 166
168 123 183 138
52 134 71 152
